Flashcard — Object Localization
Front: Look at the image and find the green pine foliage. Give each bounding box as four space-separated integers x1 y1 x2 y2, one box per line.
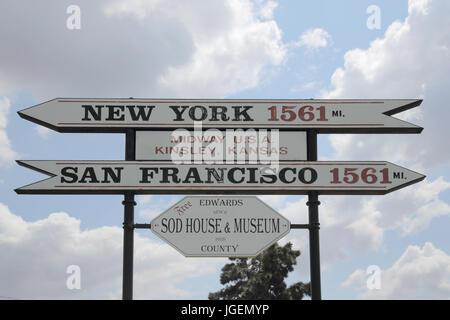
209 242 310 300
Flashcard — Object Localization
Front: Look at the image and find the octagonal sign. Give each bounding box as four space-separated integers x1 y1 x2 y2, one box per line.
150 196 290 257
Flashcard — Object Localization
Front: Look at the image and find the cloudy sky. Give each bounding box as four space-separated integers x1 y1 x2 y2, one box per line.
0 0 449 300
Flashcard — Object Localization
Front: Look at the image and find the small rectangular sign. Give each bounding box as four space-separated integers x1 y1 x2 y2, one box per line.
135 130 307 162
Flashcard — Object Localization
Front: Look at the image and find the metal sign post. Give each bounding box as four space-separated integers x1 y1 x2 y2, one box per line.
306 130 321 300
122 129 136 300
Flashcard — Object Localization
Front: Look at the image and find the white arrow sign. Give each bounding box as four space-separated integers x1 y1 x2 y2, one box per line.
150 196 290 257
18 98 423 133
15 160 425 195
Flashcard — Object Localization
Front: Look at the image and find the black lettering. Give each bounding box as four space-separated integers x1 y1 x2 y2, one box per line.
79 167 99 183
182 168 203 183
140 168 159 183
257 218 264 233
332 110 340 117
169 106 189 121
105 105 125 121
228 168 245 184
232 106 253 121
161 218 182 233
271 218 280 233
161 218 168 233
189 106 208 121
209 106 230 121
234 219 245 233
205 168 226 183
246 167 258 183
250 218 257 233
279 168 296 184
161 167 180 183
126 105 155 121
81 105 103 121
185 218 194 233
101 167 123 183
259 167 277 184
298 167 317 184
60 167 78 183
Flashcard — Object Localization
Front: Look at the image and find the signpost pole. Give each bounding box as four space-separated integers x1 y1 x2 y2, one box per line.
122 129 136 300
307 130 322 300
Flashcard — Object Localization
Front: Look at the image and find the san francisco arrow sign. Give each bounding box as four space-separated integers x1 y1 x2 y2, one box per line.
150 196 290 257
15 160 425 195
18 98 423 133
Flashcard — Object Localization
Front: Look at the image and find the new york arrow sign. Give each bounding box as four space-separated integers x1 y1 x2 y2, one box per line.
18 98 423 133
15 161 425 195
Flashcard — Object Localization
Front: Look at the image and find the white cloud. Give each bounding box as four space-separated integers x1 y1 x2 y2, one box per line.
322 0 450 170
343 242 450 299
139 207 162 220
257 195 290 209
137 195 182 220
0 0 286 100
34 125 53 139
409 0 432 15
375 176 450 235
275 176 449 275
298 0 450 274
103 0 162 20
295 28 331 49
0 97 18 165
156 0 286 97
255 0 278 20
290 81 322 93
136 195 153 205
0 203 221 299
